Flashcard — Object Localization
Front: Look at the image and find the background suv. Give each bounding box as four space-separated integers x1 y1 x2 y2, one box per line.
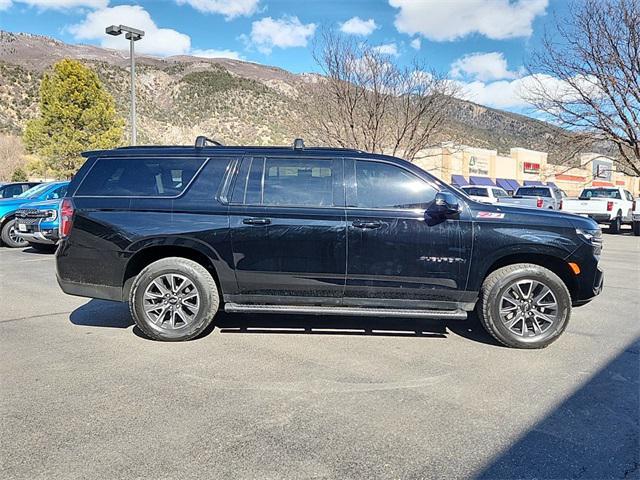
56 138 603 349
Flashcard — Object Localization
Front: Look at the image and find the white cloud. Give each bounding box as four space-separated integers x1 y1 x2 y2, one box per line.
0 0 12 10
248 16 316 54
389 0 548 41
192 48 242 60
339 16 378 36
9 0 106 8
69 5 191 57
175 0 259 20
372 42 399 57
450 52 518 82
410 37 421 50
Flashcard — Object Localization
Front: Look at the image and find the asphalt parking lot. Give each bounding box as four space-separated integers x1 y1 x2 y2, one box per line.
1 231 639 480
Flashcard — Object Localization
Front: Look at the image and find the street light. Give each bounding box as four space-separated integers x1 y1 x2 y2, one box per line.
106 25 145 146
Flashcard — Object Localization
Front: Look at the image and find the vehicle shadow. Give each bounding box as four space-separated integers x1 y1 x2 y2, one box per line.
69 299 501 346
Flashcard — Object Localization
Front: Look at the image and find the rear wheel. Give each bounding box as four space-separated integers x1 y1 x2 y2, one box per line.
478 263 571 349
609 213 622 234
1 219 29 248
633 221 640 236
129 257 219 341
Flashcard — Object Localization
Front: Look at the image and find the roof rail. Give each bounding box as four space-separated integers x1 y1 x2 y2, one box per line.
195 136 224 148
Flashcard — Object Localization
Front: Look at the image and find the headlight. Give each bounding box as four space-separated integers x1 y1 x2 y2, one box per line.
46 209 57 221
576 228 602 243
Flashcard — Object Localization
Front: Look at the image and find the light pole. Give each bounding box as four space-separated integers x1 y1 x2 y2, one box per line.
105 25 145 146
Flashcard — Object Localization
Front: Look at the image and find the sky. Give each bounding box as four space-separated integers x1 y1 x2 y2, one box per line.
0 0 570 115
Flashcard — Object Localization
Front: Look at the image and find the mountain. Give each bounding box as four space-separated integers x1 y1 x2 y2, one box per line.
0 31 562 154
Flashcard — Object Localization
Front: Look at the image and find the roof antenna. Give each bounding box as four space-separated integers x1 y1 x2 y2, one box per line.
293 138 305 150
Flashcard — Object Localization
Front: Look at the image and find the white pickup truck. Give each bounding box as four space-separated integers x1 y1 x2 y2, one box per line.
561 186 635 234
498 185 564 210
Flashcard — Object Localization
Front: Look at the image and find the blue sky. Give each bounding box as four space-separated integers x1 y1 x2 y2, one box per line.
0 0 569 114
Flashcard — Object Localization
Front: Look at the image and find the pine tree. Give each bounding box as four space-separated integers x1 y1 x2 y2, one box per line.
24 59 124 178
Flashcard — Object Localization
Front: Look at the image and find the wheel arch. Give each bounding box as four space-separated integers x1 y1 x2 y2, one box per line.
122 244 224 302
482 253 578 302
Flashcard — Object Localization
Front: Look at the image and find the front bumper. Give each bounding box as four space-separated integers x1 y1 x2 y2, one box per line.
16 231 57 245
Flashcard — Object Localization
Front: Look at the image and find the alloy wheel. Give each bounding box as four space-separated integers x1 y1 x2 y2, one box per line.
498 279 558 337
143 273 201 330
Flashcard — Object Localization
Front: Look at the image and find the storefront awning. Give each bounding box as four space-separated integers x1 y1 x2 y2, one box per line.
524 180 544 186
470 176 496 186
496 178 519 191
451 174 469 186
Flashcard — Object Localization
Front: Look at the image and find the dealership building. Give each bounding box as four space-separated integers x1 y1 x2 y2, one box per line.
414 143 640 197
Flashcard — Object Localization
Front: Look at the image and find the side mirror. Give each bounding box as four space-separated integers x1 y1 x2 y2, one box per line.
428 191 460 217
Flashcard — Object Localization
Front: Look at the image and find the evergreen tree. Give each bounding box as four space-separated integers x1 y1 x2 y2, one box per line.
24 59 124 178
10 167 27 182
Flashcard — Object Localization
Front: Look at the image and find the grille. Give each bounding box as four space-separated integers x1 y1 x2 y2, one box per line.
15 209 51 220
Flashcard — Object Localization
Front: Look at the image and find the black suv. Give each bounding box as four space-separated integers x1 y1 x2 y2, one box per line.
56 138 603 348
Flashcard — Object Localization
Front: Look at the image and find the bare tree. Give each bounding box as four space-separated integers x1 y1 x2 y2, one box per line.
0 134 26 182
525 0 640 176
304 30 457 161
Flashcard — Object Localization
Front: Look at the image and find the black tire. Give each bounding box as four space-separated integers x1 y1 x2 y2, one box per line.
609 213 622 234
1 219 29 248
29 242 57 253
129 257 219 341
477 263 572 349
633 221 640 236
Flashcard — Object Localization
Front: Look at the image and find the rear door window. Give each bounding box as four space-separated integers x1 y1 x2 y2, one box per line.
263 157 335 207
76 157 205 197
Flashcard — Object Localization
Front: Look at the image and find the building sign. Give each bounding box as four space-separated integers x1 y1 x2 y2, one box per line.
469 155 489 175
523 162 540 173
592 158 613 181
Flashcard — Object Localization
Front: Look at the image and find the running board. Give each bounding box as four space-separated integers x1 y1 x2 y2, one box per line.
224 303 467 320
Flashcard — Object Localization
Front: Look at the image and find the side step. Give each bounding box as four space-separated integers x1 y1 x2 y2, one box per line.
224 303 467 320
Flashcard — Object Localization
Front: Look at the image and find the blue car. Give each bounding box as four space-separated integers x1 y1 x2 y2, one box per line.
0 181 69 248
14 198 65 252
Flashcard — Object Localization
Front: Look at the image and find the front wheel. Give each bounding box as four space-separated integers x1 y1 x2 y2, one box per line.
633 221 640 236
478 264 572 349
1 219 29 248
129 257 219 341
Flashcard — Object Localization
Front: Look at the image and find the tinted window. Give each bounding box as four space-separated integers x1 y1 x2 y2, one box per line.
462 187 489 197
1 184 24 198
579 188 621 199
356 161 436 209
515 187 552 198
263 158 333 207
492 188 508 198
77 158 204 197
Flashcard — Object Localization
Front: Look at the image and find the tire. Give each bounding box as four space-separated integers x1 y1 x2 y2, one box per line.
1 219 29 248
129 257 219 341
29 242 57 253
477 263 572 349
609 214 622 234
633 221 640 236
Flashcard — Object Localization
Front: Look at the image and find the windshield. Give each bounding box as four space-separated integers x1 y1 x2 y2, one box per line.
16 183 51 199
515 187 551 198
579 188 621 199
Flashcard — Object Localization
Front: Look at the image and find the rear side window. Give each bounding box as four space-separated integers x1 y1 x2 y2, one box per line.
263 157 334 207
76 157 205 197
355 160 436 209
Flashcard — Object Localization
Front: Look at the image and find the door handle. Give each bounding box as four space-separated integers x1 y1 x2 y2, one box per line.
352 220 382 229
243 218 271 225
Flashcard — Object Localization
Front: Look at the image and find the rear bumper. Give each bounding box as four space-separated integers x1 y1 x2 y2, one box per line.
56 274 124 302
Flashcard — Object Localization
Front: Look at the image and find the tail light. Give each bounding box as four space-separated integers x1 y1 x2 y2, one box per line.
633 200 636 211
59 198 74 238
536 198 543 208
559 200 563 210
607 201 613 211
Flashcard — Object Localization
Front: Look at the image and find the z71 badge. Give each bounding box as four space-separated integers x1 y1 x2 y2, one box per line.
477 211 505 219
